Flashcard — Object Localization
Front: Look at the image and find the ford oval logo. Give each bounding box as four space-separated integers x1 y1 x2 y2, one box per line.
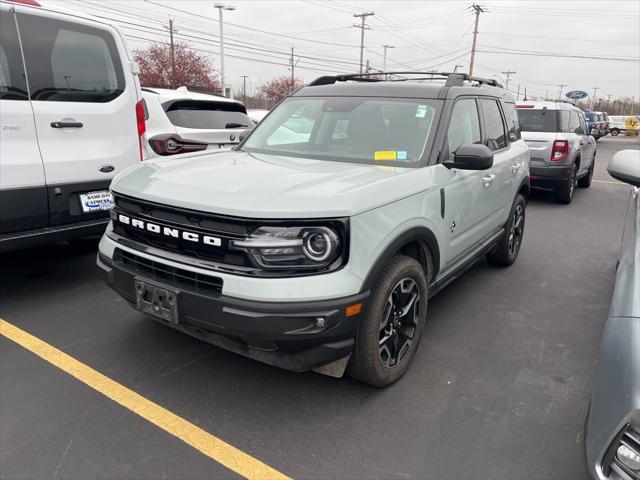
99 165 115 173
229 134 236 141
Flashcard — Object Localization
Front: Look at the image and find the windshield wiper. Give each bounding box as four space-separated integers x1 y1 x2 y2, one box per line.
225 122 249 128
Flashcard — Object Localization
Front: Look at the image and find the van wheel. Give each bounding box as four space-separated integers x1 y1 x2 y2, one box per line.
578 158 594 188
610 128 619 136
487 194 526 267
555 164 576 204
348 255 427 387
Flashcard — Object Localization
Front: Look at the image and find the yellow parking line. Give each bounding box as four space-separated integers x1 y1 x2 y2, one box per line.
0 319 291 480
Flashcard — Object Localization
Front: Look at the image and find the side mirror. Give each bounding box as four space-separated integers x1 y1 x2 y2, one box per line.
608 150 640 187
238 127 253 142
444 144 494 170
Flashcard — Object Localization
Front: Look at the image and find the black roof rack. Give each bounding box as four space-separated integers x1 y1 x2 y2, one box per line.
308 71 503 88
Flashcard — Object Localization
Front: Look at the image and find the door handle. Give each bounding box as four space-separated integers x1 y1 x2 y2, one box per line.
482 174 496 187
50 121 83 128
511 163 521 174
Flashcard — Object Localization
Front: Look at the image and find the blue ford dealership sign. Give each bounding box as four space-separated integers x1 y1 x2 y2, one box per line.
565 90 589 100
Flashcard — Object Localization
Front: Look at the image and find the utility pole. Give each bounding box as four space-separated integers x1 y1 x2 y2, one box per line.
516 84 520 101
166 17 176 88
468 3 486 77
589 86 599 110
557 84 567 99
240 75 248 105
365 59 370 74
523 87 528 101
501 69 516 92
290 46 295 84
353 12 374 74
382 44 394 74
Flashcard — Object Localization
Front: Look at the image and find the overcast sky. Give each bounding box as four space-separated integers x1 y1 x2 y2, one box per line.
50 0 640 100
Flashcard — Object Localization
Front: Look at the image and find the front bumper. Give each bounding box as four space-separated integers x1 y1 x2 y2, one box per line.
97 250 369 372
529 164 574 189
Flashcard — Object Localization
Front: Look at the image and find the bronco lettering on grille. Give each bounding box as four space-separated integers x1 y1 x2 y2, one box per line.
116 214 222 247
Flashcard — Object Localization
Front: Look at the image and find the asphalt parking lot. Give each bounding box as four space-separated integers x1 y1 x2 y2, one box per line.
1 136 639 480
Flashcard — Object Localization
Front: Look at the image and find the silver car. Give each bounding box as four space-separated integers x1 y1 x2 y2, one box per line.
585 149 640 480
517 101 597 203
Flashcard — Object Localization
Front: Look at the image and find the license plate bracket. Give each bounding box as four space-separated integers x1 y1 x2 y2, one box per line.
79 190 114 213
135 279 179 324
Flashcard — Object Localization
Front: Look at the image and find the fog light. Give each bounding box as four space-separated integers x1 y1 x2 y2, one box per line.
314 317 326 329
617 444 640 471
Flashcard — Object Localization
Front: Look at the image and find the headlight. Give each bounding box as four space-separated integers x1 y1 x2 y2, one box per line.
231 225 344 272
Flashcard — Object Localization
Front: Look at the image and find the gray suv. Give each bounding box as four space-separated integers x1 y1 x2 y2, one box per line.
517 101 596 203
98 72 530 387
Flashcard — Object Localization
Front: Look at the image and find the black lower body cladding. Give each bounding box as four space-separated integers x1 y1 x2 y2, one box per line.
97 250 369 372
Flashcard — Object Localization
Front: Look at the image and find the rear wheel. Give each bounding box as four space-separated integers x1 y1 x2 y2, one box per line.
487 194 526 267
555 164 576 204
348 255 427 387
578 157 594 188
611 128 620 136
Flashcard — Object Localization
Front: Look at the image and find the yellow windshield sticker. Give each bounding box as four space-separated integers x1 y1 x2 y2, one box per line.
375 151 397 160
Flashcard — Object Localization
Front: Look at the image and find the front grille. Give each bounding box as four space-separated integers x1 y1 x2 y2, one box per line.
604 424 640 480
111 193 253 267
114 248 223 295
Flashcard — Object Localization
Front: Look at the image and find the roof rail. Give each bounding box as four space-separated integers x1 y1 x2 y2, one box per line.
308 71 503 88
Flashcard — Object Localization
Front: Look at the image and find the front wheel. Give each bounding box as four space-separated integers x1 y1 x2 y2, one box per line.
348 255 428 387
487 194 526 267
610 128 619 136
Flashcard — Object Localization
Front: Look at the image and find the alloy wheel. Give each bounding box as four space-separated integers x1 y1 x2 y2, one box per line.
508 204 524 257
378 278 420 368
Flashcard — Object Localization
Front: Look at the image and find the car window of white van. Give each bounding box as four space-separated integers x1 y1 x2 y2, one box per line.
16 13 125 102
0 11 28 100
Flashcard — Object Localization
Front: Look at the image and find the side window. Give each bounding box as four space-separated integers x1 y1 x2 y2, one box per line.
557 111 572 133
16 13 125 102
479 99 507 151
0 10 28 100
579 114 588 135
446 98 481 160
569 111 583 134
503 102 521 141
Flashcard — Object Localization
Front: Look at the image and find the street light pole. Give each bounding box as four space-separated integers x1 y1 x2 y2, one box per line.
214 2 235 96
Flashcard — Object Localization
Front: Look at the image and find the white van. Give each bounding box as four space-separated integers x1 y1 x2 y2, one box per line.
0 0 145 252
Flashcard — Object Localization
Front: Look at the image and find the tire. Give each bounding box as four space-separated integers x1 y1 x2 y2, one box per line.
348 255 428 387
611 128 619 136
554 164 576 204
487 194 526 267
578 155 595 188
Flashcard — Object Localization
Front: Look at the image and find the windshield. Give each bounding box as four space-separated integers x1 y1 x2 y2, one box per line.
585 112 594 121
242 96 441 167
517 108 558 132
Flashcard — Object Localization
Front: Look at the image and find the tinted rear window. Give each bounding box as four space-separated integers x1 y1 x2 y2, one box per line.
17 13 125 102
517 108 558 132
164 100 251 129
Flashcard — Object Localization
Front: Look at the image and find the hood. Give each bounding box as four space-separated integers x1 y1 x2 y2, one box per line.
111 150 430 218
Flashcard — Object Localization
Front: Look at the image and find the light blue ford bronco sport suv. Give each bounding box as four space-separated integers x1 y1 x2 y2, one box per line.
98 72 530 387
